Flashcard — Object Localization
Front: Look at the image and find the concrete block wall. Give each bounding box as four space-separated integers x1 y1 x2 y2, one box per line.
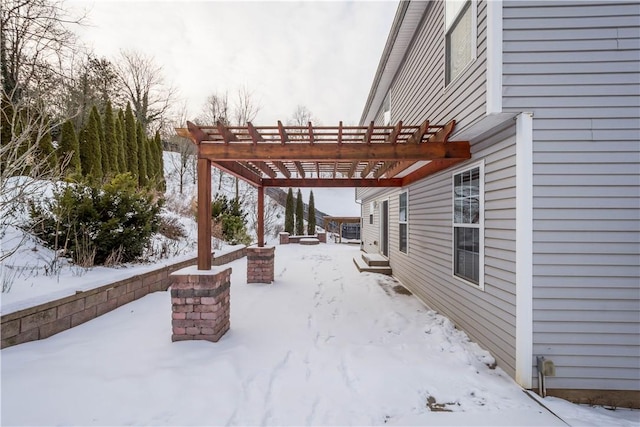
1 246 246 349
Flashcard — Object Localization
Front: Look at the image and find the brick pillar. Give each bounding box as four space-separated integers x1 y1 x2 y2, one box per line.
317 232 326 243
170 266 231 342
246 246 275 284
279 232 290 244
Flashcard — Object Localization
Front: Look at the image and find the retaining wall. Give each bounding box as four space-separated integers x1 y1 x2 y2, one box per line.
0 247 246 349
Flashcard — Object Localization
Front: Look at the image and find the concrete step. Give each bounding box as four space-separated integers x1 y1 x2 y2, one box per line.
353 256 392 275
361 252 390 267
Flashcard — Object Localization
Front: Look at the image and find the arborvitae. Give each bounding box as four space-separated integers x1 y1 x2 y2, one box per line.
284 188 294 233
145 126 155 183
124 104 138 177
307 190 316 235
93 106 108 179
116 110 127 172
58 119 80 174
136 121 148 186
79 106 103 181
36 126 57 172
295 188 304 235
153 130 165 191
103 101 118 175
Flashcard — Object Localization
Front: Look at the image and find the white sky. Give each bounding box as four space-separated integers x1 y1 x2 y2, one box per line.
67 0 399 125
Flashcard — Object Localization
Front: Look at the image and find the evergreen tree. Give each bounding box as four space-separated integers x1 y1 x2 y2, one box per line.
116 110 127 172
93 106 108 178
295 188 304 235
136 121 148 186
103 100 118 175
124 103 138 177
58 119 80 174
153 130 165 191
284 188 294 233
307 190 316 235
145 126 155 181
79 106 103 181
36 126 57 172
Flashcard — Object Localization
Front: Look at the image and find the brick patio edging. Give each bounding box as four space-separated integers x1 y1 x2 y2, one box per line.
0 246 246 349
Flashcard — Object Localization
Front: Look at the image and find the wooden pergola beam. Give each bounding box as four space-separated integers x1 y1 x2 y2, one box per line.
198 141 470 162
261 178 403 187
217 120 239 143
252 161 277 179
247 121 265 142
360 161 377 179
402 158 466 186
272 161 291 178
293 161 305 178
347 161 359 178
212 161 262 187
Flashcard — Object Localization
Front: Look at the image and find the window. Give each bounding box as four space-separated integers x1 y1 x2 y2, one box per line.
399 191 408 253
453 163 483 287
369 201 374 224
445 0 476 85
382 93 391 126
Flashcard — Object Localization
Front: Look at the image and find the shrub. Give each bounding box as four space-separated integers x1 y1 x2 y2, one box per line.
211 194 251 245
29 173 162 265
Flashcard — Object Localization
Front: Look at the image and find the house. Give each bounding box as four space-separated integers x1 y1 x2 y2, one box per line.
356 0 639 406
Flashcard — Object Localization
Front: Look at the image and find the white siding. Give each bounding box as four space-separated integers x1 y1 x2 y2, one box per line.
503 0 640 391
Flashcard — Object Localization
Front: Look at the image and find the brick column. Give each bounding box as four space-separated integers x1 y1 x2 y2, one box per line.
170 266 231 342
317 232 326 243
246 246 275 284
279 232 290 244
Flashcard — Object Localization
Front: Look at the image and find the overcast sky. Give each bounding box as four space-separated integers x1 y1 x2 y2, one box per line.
68 0 399 126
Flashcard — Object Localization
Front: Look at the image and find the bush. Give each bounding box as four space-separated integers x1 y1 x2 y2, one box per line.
210 194 251 245
29 173 162 265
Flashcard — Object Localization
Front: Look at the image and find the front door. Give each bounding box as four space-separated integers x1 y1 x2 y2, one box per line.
381 200 389 257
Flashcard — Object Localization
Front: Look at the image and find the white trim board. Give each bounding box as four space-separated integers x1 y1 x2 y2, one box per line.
515 112 534 388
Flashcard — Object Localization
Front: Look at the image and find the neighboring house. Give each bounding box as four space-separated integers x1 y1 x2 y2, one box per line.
356 0 639 406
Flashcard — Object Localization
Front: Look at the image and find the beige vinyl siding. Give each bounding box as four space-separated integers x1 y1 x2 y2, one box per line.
503 0 640 390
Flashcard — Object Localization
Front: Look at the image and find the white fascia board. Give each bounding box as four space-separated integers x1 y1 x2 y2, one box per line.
360 2 429 125
515 112 534 389
486 0 503 115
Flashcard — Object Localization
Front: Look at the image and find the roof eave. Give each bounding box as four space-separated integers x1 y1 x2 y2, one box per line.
359 1 431 126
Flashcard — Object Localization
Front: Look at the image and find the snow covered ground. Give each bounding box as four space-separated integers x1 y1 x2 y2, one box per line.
2 242 637 426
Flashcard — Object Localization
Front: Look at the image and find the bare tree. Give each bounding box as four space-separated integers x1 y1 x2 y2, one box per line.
233 86 260 126
116 49 176 133
200 92 230 125
166 138 195 195
0 97 68 263
1 0 85 104
287 104 317 127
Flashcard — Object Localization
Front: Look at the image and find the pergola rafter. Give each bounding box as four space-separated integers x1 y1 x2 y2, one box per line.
176 119 470 269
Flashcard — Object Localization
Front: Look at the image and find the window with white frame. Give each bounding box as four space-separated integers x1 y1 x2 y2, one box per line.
399 191 408 253
453 163 483 287
382 93 391 126
445 0 476 85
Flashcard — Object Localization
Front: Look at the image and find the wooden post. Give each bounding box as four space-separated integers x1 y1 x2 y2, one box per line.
257 185 264 247
197 158 212 270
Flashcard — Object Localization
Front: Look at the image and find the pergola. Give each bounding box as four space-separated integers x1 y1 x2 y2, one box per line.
177 119 471 270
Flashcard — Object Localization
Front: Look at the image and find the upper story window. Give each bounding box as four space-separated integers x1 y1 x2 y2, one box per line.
445 0 476 85
382 93 391 126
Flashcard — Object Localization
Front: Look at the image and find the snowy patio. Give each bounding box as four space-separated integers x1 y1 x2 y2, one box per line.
1 243 629 426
